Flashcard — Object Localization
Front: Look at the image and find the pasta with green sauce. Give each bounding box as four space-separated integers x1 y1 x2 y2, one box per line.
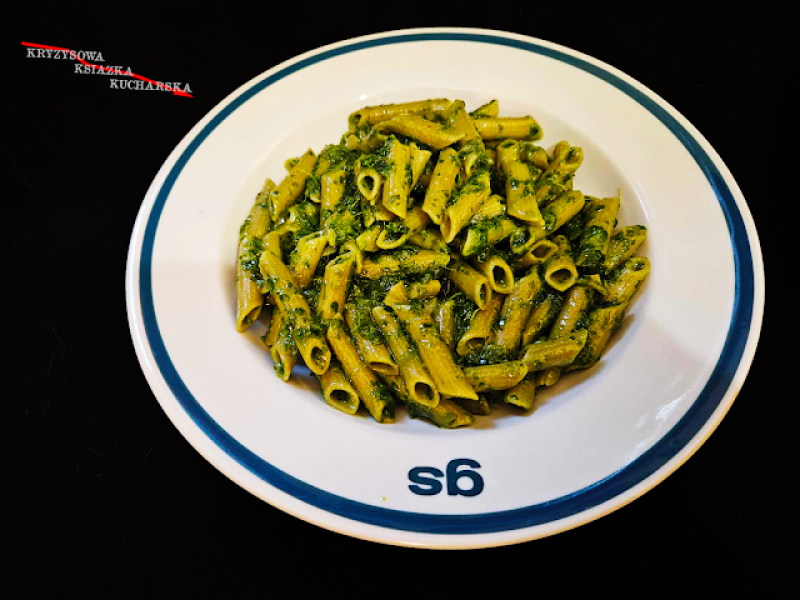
234 98 649 428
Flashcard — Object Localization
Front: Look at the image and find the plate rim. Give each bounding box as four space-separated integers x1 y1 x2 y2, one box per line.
125 27 765 548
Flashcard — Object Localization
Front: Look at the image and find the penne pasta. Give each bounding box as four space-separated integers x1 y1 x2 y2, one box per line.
327 319 395 423
233 97 650 427
392 303 478 400
456 291 503 357
259 249 331 376
372 306 440 408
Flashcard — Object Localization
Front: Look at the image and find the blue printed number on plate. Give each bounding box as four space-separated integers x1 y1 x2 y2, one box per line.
408 459 483 496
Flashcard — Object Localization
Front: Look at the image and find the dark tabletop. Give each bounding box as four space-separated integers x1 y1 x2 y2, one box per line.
4 6 790 597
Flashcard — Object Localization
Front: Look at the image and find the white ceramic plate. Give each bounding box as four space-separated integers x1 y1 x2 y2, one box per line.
126 28 764 548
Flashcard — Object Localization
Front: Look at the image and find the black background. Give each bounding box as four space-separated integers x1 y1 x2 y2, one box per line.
4 6 791 596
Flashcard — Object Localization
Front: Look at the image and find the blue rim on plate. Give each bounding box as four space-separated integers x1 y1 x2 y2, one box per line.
138 32 754 534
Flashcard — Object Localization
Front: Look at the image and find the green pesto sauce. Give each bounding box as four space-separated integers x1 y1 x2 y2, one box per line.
239 237 266 287
383 219 410 240
346 290 385 344
446 169 488 208
327 202 364 246
320 143 357 170
304 175 321 200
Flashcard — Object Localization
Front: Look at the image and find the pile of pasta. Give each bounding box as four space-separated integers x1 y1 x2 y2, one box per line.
236 98 649 428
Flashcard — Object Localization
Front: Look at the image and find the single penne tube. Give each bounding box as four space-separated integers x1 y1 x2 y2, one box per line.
372 306 440 408
381 138 411 218
263 231 283 260
441 170 491 243
376 222 411 250
386 280 442 305
504 376 537 410
236 239 265 332
540 141 583 187
288 231 328 289
252 231 284 297
376 114 465 150
521 291 564 346
456 291 503 356
318 254 354 321
491 267 542 353
604 257 650 305
259 249 331 376
376 206 429 249
392 304 478 400
436 299 457 351
469 99 499 119
270 314 299 382
270 149 316 218
458 140 489 179
307 149 332 203
441 100 483 148
520 330 589 371
537 284 594 387
550 284 594 340
242 178 275 239
409 143 432 188
355 160 383 202
408 227 449 253
447 259 492 309
472 253 515 294
317 360 360 415
540 190 586 233
451 395 492 416
472 116 543 141
464 360 529 392
262 307 283 347
407 395 475 428
343 299 398 377
559 197 595 242
422 148 460 224
321 167 346 221
382 374 474 429
519 143 550 171
605 225 648 272
568 305 627 371
356 223 381 252
513 239 560 270
461 217 517 257
533 181 566 208
470 194 505 223
542 235 579 292
508 222 547 256
235 178 277 321
575 196 621 272
504 160 544 225
360 248 450 279
348 98 452 129
495 140 521 173
272 201 320 239
326 319 395 423
407 279 441 300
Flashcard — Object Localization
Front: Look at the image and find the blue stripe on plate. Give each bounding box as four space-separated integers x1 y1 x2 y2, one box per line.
139 32 754 534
